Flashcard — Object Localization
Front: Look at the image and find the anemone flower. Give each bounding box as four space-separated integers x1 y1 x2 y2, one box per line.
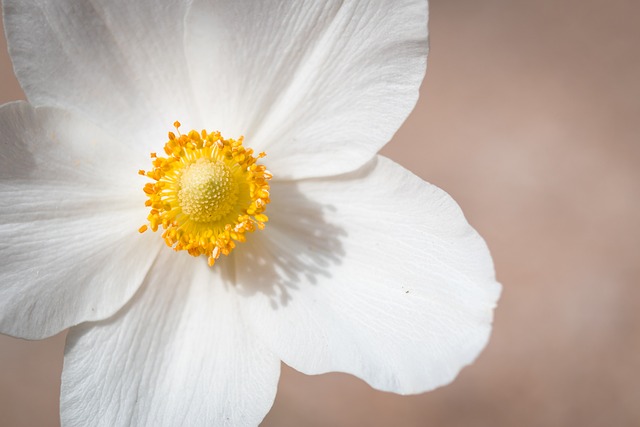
0 0 500 425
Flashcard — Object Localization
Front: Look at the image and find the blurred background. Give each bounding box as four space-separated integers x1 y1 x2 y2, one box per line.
1 0 639 426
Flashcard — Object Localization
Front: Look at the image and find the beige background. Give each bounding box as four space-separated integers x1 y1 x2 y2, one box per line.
1 0 639 426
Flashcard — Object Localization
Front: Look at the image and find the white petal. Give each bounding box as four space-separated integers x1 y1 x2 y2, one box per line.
235 156 501 393
61 252 281 427
185 0 428 179
0 102 158 339
3 0 200 149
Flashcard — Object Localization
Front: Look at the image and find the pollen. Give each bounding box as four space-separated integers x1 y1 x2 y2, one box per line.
139 123 271 266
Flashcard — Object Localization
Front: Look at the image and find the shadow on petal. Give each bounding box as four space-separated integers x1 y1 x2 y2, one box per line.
0 102 41 180
224 180 346 308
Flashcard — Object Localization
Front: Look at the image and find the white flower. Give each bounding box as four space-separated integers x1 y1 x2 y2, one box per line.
0 0 500 425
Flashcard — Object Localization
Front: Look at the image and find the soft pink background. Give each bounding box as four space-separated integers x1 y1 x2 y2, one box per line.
2 1 639 426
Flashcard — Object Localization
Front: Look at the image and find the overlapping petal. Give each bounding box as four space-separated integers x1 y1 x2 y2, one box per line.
61 251 280 427
0 102 157 339
3 0 200 150
5 0 428 180
234 156 501 393
184 0 429 179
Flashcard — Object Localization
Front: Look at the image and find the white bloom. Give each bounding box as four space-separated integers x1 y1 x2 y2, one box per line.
0 0 500 425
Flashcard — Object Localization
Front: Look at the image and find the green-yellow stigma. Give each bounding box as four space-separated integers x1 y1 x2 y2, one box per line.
139 122 272 266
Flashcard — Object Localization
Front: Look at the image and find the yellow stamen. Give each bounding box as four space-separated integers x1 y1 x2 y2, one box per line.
140 123 271 266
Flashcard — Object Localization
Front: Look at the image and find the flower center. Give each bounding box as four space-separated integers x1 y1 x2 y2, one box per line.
178 158 238 223
139 122 271 266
